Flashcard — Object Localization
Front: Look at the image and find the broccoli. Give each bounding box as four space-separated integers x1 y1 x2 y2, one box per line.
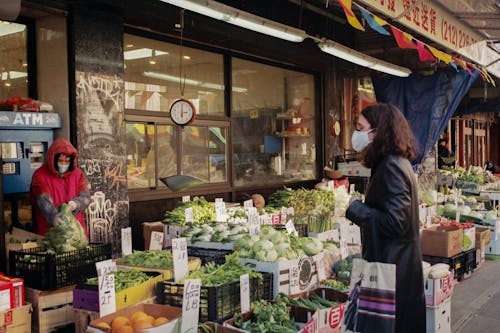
42 204 88 253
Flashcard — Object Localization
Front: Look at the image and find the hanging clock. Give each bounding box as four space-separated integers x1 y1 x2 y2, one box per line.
169 98 196 126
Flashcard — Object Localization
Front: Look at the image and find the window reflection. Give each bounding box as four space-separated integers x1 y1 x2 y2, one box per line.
0 21 28 102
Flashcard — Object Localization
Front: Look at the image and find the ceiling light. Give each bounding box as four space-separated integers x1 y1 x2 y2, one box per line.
0 21 25 37
183 55 191 60
1 71 27 80
143 71 247 92
318 41 411 77
160 0 307 42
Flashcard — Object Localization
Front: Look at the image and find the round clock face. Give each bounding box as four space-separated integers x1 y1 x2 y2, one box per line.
169 98 196 126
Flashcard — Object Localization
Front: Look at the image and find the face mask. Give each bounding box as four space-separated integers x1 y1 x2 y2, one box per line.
351 129 374 152
58 163 69 173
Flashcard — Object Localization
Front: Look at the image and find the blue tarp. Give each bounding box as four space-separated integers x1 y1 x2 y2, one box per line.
371 69 479 165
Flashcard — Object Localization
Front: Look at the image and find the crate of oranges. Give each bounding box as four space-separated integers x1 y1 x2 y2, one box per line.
87 303 181 333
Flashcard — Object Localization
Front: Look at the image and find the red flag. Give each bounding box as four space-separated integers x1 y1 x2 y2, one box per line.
416 41 435 61
390 26 417 49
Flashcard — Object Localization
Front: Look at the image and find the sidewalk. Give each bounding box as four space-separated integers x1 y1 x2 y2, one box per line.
451 259 500 332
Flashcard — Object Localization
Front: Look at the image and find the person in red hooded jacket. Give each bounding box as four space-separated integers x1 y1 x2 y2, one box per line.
30 138 91 236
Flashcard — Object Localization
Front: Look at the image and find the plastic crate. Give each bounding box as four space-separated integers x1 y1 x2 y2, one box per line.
156 272 273 323
422 252 465 280
187 247 234 265
273 223 308 237
9 243 112 290
463 248 477 273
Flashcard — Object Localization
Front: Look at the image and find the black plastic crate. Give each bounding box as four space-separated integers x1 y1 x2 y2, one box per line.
156 272 273 323
9 243 112 290
273 223 308 237
463 248 477 273
187 247 234 265
422 252 466 280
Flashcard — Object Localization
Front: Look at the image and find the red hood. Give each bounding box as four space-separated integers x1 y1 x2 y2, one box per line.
44 138 79 176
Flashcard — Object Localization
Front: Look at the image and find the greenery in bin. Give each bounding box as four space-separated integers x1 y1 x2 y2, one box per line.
333 253 362 280
163 197 216 226
181 223 248 243
439 166 488 185
86 270 151 292
179 252 261 286
117 249 173 268
234 298 297 333
276 293 342 311
322 278 350 292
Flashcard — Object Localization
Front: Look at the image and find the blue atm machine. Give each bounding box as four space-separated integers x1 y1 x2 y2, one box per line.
0 111 61 228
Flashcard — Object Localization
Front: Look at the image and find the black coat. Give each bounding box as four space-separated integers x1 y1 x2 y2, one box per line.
346 155 426 333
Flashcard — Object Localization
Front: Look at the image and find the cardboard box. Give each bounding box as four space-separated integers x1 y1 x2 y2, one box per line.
426 297 451 333
462 227 476 252
25 286 74 333
424 273 454 306
87 303 182 333
143 221 165 249
475 227 491 249
0 302 32 333
0 281 12 311
0 276 24 309
73 271 163 312
421 226 463 257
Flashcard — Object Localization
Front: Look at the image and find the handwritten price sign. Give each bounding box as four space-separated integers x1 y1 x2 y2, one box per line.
149 231 164 250
240 274 250 314
172 238 188 282
95 260 117 317
121 227 132 256
181 279 201 333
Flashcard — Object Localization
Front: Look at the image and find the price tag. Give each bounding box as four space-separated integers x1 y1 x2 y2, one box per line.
287 207 295 216
181 279 201 333
327 180 334 190
243 199 253 208
339 223 349 242
271 214 281 225
172 238 188 282
215 201 226 222
317 229 335 242
340 240 349 260
149 231 164 250
289 264 300 294
285 219 297 236
347 225 361 245
280 207 288 223
182 195 191 203
248 209 260 236
185 207 194 223
426 216 432 227
215 198 224 203
455 211 461 223
121 227 132 256
240 274 250 314
314 254 326 281
95 259 117 317
349 184 355 194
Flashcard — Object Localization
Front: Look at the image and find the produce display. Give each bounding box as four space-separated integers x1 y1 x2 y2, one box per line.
93 310 170 332
333 253 362 280
233 299 297 333
41 203 88 253
439 166 487 185
276 293 341 311
181 223 248 243
86 270 151 292
163 197 216 226
117 250 173 268
322 278 350 292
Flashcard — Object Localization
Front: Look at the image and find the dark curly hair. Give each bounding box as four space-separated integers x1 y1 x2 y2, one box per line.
360 103 419 168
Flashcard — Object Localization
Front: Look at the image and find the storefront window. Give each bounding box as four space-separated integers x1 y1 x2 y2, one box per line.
232 58 316 186
123 34 224 115
0 21 28 102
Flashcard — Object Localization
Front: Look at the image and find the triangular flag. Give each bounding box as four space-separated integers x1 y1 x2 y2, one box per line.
427 45 452 64
390 26 417 49
452 57 474 75
373 15 388 27
337 0 365 31
357 5 390 35
450 62 458 71
480 67 496 86
416 41 435 61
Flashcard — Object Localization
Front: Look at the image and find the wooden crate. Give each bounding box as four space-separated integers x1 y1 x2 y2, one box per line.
25 285 75 333
74 296 157 333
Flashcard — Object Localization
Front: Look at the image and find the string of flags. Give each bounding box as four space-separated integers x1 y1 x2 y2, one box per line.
337 0 496 86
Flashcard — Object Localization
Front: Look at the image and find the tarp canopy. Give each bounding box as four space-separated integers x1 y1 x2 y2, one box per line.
371 69 479 166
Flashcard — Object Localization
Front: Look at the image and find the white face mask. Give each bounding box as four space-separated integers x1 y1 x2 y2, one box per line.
351 129 375 152
58 163 69 173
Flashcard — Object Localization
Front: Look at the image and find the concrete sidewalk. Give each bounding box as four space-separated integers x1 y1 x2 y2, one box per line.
451 259 500 332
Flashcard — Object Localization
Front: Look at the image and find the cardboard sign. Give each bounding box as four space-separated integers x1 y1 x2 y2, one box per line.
340 240 349 260
95 259 117 277
181 279 201 333
149 231 164 250
349 184 355 194
289 264 300 294
248 209 260 236
215 201 227 222
243 199 253 208
240 274 250 314
172 238 188 282
285 219 297 236
314 254 326 281
121 227 132 256
185 207 194 223
95 259 117 317
182 195 190 203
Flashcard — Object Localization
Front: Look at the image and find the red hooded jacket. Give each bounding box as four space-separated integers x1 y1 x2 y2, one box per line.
31 138 89 236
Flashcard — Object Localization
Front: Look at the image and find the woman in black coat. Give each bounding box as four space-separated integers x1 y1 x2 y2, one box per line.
346 103 426 333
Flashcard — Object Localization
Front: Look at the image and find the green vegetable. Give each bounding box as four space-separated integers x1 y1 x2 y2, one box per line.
86 270 150 292
235 298 296 333
117 250 173 268
163 197 216 226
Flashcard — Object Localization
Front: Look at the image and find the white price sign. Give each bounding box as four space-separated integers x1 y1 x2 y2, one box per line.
340 240 349 260
289 264 300 294
185 207 194 223
280 207 288 224
313 254 326 281
172 238 188 282
285 220 297 236
121 227 132 256
240 274 250 314
243 199 253 208
248 209 260 236
316 229 338 242
149 231 164 250
181 279 201 333
455 211 461 223
327 180 334 190
339 223 349 242
349 184 355 194
95 259 117 317
215 201 226 222
182 195 191 203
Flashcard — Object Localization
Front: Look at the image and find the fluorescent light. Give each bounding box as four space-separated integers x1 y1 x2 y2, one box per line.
1 71 27 80
160 0 306 42
124 48 168 60
318 41 412 77
143 71 248 93
0 22 25 37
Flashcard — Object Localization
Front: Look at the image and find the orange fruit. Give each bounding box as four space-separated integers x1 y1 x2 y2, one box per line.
132 317 152 328
130 311 148 323
111 316 131 331
145 315 155 325
133 320 153 333
94 321 111 331
114 324 134 333
153 317 169 326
